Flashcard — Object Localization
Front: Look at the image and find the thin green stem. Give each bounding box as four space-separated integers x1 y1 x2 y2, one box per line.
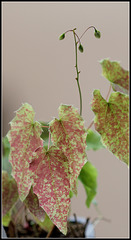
79 25 96 40
73 30 82 116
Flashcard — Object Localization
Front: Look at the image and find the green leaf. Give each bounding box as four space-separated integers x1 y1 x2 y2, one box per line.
69 190 74 198
78 44 84 53
59 33 65 40
2 171 19 216
30 212 53 233
6 103 43 201
42 214 54 233
2 136 12 175
29 146 71 235
39 121 53 147
91 90 129 165
37 213 54 232
100 59 129 95
94 29 101 38
2 209 12 227
78 161 97 208
49 104 87 194
86 129 105 151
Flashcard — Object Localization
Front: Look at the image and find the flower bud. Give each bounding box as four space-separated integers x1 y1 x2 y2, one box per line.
94 29 101 38
78 44 84 53
59 33 65 40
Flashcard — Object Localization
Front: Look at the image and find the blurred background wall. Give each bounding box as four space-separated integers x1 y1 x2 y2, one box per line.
2 2 129 237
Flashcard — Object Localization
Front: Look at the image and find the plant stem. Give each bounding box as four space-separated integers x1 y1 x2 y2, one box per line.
73 30 82 116
106 84 112 101
87 120 94 131
65 29 81 45
79 25 96 40
48 131 51 150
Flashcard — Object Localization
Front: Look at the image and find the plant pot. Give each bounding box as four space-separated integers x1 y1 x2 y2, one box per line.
2 225 7 238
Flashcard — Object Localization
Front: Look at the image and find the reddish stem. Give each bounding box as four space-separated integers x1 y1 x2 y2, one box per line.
106 84 112 101
48 131 51 150
87 120 94 131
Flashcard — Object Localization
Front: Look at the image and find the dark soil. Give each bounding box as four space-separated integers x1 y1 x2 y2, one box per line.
4 217 90 238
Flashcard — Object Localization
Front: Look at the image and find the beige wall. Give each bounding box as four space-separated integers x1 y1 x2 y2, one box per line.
2 2 129 237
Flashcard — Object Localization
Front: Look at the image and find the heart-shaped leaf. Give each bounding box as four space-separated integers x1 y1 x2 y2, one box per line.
91 90 129 165
29 146 70 235
49 105 87 194
2 171 19 216
7 103 43 201
100 59 129 95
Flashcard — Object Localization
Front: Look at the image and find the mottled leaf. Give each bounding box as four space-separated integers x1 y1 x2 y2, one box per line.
7 103 43 201
2 171 19 216
29 146 71 235
78 161 97 207
24 188 54 233
49 105 87 194
91 90 129 165
86 129 105 151
24 186 45 222
100 59 129 94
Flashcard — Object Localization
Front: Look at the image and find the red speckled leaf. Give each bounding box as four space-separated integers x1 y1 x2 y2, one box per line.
2 171 19 216
100 59 129 94
7 103 43 201
29 146 70 235
91 90 129 165
24 186 45 222
49 105 87 194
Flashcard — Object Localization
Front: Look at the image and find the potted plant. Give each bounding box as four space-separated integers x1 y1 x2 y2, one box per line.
2 26 129 238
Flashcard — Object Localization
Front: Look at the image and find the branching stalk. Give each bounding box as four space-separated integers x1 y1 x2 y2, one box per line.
73 30 82 116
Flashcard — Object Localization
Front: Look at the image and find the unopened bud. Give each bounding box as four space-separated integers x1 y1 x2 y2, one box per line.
59 33 65 40
78 44 84 53
94 29 101 38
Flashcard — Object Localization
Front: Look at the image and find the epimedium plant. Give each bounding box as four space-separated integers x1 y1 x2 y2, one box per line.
2 26 129 237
